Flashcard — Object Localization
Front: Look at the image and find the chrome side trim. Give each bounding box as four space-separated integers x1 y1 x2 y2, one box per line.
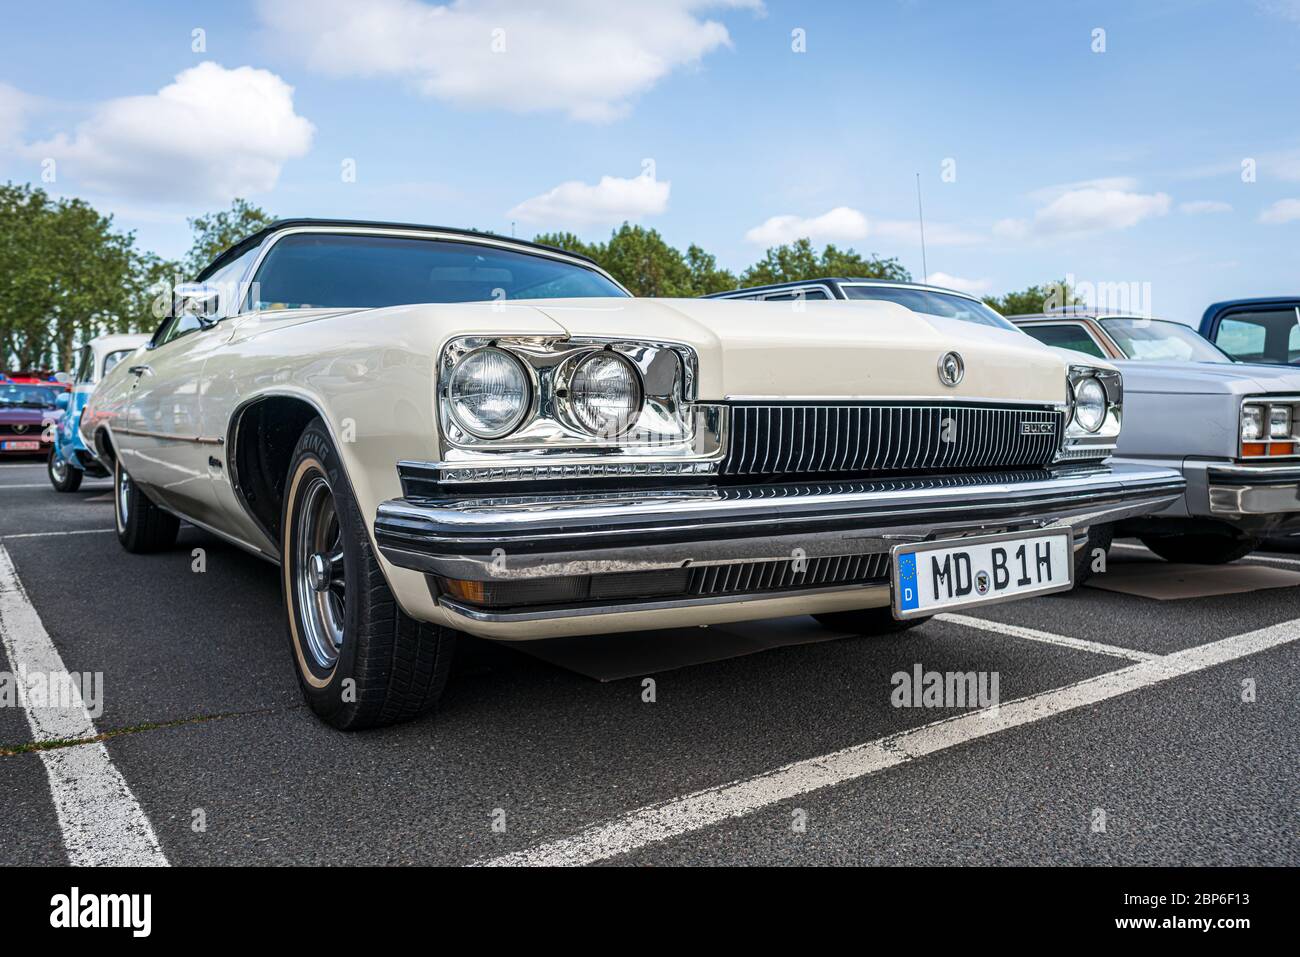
114 428 224 446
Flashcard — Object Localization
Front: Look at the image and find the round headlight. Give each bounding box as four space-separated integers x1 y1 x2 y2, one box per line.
566 352 642 437
447 348 530 439
1072 376 1107 433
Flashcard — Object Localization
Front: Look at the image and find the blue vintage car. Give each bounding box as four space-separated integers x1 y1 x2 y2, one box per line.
48 333 149 492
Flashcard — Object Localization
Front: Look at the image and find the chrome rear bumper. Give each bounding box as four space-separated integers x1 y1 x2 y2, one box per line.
375 464 1185 586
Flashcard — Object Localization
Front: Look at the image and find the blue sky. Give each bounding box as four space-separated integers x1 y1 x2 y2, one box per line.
2 0 1299 322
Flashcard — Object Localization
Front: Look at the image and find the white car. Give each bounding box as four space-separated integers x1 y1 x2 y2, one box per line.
82 219 1184 729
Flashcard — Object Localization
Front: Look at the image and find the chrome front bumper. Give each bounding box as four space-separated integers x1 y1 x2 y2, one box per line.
375 464 1184 624
1207 463 1300 516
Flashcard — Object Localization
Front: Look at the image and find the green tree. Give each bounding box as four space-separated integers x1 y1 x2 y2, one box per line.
0 182 143 370
684 243 737 295
184 198 275 277
740 238 910 286
532 231 598 261
983 279 1083 317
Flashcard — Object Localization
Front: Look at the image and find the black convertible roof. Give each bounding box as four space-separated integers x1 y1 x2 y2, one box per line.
197 218 600 279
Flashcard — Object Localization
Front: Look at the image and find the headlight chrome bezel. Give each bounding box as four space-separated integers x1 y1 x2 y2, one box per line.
1057 364 1122 463
1239 397 1300 459
1071 375 1108 434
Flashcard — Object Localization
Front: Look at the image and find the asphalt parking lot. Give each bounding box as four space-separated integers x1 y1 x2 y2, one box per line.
0 457 1297 867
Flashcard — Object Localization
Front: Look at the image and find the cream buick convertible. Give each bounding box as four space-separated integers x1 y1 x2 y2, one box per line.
82 220 1184 729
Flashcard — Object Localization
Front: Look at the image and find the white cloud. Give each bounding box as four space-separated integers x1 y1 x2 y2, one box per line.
873 219 985 247
1179 200 1232 214
744 206 868 245
1259 198 1300 224
0 82 35 147
996 181 1171 239
924 272 992 295
25 62 314 203
256 0 759 123
508 173 670 225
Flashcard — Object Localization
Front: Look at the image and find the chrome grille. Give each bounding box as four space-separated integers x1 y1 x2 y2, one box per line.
688 553 889 595
721 403 1063 478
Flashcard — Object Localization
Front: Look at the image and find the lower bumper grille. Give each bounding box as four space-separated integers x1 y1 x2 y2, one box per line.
722 402 1064 478
689 553 889 595
440 553 889 609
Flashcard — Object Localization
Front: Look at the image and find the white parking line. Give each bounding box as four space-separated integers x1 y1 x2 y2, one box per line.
0 529 115 540
0 544 168 866
480 618 1300 866
0 484 58 489
936 612 1157 662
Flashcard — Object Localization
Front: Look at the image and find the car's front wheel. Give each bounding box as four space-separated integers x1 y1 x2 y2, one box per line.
48 451 82 492
282 418 457 730
1138 531 1261 565
114 458 179 552
814 606 930 635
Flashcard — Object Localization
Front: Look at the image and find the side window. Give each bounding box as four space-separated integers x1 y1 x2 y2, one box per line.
74 346 94 383
201 247 259 315
101 350 132 378
763 288 829 301
1214 317 1269 363
1020 323 1107 359
155 311 205 347
155 247 260 348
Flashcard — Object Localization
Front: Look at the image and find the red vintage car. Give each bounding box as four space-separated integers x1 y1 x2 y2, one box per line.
0 379 63 457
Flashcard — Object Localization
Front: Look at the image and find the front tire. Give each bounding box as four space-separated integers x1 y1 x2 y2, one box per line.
282 418 457 731
1138 531 1261 565
48 451 82 492
814 606 930 635
114 458 179 552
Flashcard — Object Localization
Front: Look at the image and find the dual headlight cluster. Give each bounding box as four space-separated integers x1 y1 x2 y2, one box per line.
447 345 643 440
1240 399 1297 458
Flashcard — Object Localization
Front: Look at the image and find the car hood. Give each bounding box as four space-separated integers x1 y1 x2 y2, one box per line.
0 407 48 427
1113 358 1300 395
526 297 1069 404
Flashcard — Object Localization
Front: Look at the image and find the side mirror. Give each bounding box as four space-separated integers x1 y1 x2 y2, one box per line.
173 282 222 325
55 392 70 410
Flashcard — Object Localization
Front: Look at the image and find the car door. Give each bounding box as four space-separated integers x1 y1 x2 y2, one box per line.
120 312 229 520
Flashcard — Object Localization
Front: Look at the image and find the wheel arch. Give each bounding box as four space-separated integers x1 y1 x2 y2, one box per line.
227 392 332 553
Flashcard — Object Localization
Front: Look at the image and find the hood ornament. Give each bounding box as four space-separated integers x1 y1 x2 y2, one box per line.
937 351 964 387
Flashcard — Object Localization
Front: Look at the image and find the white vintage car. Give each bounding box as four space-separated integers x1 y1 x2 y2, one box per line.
82 220 1184 729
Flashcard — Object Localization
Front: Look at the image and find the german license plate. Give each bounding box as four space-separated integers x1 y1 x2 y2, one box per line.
1 440 41 451
891 528 1073 619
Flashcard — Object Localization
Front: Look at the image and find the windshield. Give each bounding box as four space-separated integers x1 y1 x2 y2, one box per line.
1100 318 1232 363
841 285 1017 330
0 384 59 409
247 234 628 311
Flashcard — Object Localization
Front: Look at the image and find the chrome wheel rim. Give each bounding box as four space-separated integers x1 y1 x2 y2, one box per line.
294 474 346 671
117 468 131 527
51 456 68 483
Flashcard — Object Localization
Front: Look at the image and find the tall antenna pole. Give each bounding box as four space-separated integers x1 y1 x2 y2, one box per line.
915 172 928 281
